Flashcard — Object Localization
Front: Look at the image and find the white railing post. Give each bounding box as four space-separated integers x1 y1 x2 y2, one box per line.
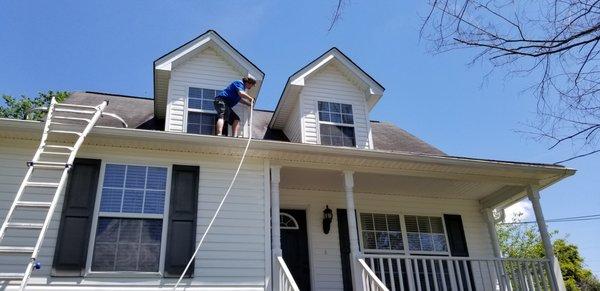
271 166 282 290
276 256 300 291
344 170 362 291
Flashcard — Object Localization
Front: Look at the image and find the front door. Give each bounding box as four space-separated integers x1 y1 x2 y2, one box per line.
280 209 311 291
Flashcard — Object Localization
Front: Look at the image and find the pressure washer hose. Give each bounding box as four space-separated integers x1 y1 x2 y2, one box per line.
173 100 254 290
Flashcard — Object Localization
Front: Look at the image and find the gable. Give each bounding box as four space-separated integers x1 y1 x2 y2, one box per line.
154 30 264 118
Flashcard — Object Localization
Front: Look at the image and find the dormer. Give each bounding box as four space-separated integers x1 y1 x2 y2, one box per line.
269 48 384 149
154 30 264 137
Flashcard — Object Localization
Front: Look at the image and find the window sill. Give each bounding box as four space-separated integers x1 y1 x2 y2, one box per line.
85 271 163 278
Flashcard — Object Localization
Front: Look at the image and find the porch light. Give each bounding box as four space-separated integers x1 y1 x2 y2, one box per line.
323 205 333 234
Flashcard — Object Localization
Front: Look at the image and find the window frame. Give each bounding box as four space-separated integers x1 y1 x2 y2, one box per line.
357 211 452 256
316 100 357 147
85 160 172 277
185 86 219 135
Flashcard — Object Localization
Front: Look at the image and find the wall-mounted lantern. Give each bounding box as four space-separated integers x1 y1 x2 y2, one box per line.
323 205 333 234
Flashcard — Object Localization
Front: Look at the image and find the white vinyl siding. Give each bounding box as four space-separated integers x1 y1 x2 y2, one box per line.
0 141 267 290
165 47 251 137
299 64 372 149
280 188 495 291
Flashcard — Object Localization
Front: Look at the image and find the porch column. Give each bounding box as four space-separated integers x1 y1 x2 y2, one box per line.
271 165 282 257
343 170 361 290
483 208 502 257
527 185 554 262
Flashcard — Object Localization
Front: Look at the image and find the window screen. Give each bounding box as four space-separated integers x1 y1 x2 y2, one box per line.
187 112 216 135
405 216 448 252
360 213 404 251
320 124 356 147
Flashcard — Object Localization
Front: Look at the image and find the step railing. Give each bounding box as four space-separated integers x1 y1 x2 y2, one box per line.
361 254 557 291
358 258 390 291
276 256 300 291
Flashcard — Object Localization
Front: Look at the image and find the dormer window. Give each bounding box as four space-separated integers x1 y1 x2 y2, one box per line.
187 87 218 135
318 101 356 147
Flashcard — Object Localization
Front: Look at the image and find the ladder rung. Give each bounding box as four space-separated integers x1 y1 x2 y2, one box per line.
40 151 71 156
48 130 82 136
0 273 24 280
6 222 44 229
44 145 74 151
25 182 59 188
15 201 52 208
52 116 91 123
0 246 34 254
55 103 98 110
28 161 70 168
54 108 96 115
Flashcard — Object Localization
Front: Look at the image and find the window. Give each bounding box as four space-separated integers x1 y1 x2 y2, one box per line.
318 101 356 147
187 87 218 135
360 213 404 251
91 164 168 272
280 213 299 230
405 216 448 253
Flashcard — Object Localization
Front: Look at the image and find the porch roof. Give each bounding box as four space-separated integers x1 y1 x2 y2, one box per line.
0 118 575 208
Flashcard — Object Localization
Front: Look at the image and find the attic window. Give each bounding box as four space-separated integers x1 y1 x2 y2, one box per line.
187 87 218 135
318 101 356 147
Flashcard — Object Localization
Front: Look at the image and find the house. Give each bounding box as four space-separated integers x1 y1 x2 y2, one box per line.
0 30 574 291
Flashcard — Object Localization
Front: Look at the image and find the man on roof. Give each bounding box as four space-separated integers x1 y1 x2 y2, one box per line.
214 77 256 137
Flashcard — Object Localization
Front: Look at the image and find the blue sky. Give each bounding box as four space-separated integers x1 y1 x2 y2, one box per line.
1 1 599 275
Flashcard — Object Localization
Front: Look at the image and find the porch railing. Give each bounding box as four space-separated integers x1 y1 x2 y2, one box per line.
276 256 300 291
361 254 557 291
358 258 390 291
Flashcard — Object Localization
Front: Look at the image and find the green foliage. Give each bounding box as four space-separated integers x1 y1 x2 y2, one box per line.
498 213 600 290
0 91 69 120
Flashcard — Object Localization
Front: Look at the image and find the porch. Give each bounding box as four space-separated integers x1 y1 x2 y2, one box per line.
268 163 570 291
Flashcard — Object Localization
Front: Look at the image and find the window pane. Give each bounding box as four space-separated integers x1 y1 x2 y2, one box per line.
330 103 341 112
433 234 447 252
331 136 343 146
202 89 216 100
417 216 431 233
362 231 376 249
139 244 160 272
360 213 374 230
341 104 352 114
119 219 142 243
144 190 165 214
405 216 419 232
103 164 125 187
122 189 144 213
387 215 401 231
100 188 123 212
430 217 444 233
189 87 202 98
91 243 116 271
376 232 390 249
330 113 342 123
342 114 354 124
201 113 216 124
95 218 119 242
420 233 434 251
319 112 330 122
146 167 167 190
115 243 139 271
188 112 201 124
389 232 404 250
318 101 329 111
408 233 421 251
142 220 163 243
188 98 202 109
203 100 215 111
201 125 214 135
125 166 146 189
373 214 387 231
187 123 200 134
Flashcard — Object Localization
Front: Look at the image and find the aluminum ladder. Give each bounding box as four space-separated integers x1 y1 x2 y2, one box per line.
0 97 126 290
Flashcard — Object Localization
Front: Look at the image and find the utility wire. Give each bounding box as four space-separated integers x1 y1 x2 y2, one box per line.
500 213 600 225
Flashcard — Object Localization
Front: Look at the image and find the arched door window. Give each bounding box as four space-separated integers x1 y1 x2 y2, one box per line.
280 212 299 230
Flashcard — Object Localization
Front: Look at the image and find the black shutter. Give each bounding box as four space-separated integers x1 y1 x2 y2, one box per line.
164 165 199 278
52 158 101 276
444 214 476 289
336 209 353 291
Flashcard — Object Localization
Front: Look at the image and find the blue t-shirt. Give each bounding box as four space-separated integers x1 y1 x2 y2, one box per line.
217 80 245 107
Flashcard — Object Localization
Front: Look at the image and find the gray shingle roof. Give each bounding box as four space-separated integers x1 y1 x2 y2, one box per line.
66 91 444 155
